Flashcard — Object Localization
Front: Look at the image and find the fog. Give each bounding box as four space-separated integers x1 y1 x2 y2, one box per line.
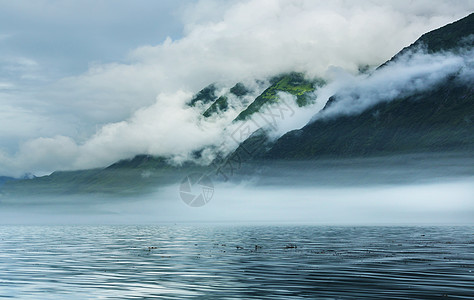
1 154 472 225
1 1 474 176
2 45 473 177
316 48 474 120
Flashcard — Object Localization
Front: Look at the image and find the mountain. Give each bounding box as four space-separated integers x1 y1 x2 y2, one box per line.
234 72 324 121
202 83 251 117
197 73 324 119
381 12 474 70
2 13 473 195
0 176 15 188
191 82 246 118
188 84 218 107
2 155 206 196
263 13 474 159
265 78 473 159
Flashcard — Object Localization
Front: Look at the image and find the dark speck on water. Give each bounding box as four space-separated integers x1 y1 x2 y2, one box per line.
0 225 473 299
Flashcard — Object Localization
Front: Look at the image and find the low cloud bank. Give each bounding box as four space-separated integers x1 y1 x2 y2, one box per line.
1 1 473 176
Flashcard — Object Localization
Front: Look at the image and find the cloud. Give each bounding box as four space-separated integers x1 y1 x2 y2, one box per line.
1 0 473 176
4 47 471 177
0 86 265 176
315 48 473 119
227 46 473 143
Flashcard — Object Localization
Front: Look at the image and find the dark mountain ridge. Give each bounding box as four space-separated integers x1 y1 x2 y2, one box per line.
263 13 474 159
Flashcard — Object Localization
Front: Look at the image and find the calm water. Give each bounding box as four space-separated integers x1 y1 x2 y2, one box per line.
0 225 473 299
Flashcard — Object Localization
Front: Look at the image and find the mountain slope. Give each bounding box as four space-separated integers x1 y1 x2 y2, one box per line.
201 82 252 117
3 155 206 196
2 14 473 195
203 95 229 117
0 176 15 188
265 13 474 159
234 73 324 121
266 79 473 159
189 84 218 107
415 12 474 53
380 13 473 68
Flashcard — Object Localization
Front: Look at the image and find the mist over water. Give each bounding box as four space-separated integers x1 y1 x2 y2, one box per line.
1 153 472 225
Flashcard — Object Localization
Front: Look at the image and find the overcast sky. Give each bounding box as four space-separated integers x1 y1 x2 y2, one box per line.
0 0 473 176
0 0 190 78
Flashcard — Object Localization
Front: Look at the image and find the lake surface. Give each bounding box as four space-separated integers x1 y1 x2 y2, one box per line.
0 225 473 299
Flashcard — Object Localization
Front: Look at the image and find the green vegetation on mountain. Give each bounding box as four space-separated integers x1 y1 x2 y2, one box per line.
234 73 324 121
200 83 250 117
189 84 217 106
230 82 250 97
266 78 474 159
203 96 229 117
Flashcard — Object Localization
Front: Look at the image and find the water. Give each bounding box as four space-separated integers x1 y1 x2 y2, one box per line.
0 225 473 299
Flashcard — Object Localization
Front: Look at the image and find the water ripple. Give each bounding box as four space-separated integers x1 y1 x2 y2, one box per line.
0 225 473 299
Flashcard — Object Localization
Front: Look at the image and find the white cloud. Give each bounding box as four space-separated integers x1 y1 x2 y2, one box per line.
317 48 473 119
1 0 473 176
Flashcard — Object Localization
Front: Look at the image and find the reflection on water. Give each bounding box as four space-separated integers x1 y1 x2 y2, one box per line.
0 225 473 299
